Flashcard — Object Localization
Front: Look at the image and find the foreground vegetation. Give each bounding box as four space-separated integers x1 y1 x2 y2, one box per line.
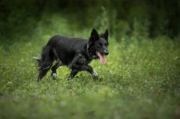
0 14 180 119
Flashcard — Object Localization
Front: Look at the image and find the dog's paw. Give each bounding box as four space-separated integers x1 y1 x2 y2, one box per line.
92 71 98 80
51 73 57 80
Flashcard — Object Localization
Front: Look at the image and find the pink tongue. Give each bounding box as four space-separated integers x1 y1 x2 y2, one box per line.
96 52 107 64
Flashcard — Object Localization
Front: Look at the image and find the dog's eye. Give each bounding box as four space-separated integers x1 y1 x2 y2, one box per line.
97 43 102 47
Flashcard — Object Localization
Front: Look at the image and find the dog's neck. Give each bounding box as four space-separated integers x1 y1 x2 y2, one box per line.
86 43 92 59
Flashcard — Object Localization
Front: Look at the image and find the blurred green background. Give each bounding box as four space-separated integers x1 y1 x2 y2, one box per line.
0 0 180 119
1 0 180 40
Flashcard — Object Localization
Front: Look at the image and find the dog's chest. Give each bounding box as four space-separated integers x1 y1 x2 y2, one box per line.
85 59 91 64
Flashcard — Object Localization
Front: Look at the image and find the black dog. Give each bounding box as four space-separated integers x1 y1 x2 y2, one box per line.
35 29 109 81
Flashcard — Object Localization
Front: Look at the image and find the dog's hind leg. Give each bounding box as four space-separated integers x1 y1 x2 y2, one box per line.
51 61 62 80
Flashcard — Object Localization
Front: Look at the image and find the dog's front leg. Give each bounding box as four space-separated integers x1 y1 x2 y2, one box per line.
81 65 98 80
67 69 79 80
68 54 98 80
91 69 98 80
69 65 98 80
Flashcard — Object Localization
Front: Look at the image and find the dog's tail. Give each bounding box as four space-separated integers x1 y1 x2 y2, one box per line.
33 57 41 70
34 46 55 81
33 46 53 70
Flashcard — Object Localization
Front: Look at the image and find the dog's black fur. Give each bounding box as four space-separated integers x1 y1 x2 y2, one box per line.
35 29 109 81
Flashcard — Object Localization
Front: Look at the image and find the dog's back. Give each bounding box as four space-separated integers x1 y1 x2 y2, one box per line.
46 35 88 65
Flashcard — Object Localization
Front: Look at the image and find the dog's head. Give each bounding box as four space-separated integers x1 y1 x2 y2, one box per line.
87 29 109 64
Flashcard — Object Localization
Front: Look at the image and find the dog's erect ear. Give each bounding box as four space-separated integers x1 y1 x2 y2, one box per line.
89 29 99 44
103 29 108 40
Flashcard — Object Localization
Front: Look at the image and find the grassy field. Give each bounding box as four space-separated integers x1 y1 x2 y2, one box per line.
0 15 180 119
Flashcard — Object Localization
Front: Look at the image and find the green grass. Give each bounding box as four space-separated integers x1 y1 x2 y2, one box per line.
0 14 180 119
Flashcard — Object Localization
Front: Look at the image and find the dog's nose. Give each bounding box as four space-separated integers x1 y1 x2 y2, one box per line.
104 50 109 55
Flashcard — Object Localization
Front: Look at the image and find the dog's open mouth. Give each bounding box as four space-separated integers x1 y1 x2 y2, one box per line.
96 52 107 64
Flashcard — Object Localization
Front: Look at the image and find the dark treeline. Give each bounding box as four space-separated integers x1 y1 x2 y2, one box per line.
0 0 180 40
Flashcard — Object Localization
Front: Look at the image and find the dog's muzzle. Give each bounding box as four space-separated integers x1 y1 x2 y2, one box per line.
104 50 109 55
